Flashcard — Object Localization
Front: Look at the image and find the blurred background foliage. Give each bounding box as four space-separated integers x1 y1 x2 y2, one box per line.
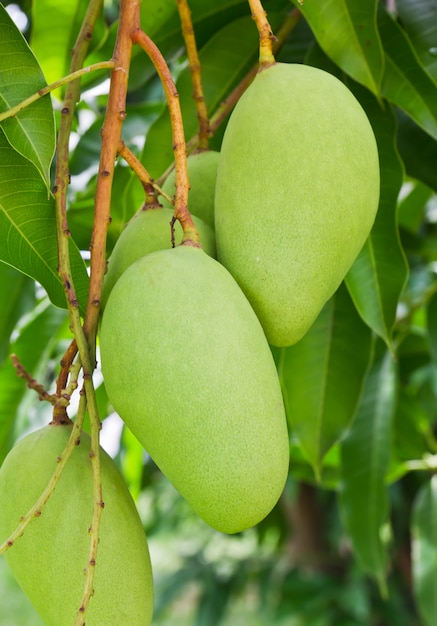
1 0 437 624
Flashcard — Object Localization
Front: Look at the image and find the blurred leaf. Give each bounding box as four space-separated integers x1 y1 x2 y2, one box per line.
141 12 286 179
291 0 384 96
0 130 89 313
396 0 437 81
278 284 373 478
397 111 437 193
346 89 408 350
70 101 163 176
0 300 66 464
378 5 437 140
340 348 397 591
0 4 55 186
0 264 35 366
392 389 434 463
427 291 437 366
412 475 437 626
30 0 105 90
397 180 433 233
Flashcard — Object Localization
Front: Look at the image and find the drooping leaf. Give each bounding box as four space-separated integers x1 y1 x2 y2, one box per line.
290 0 384 96
0 299 67 464
278 284 373 479
378 4 437 140
396 0 437 81
0 3 55 187
339 348 397 592
345 87 408 350
427 290 437 366
412 475 437 626
0 263 35 366
0 129 89 313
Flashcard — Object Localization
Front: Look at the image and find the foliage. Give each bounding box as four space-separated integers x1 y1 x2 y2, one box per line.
1 0 437 624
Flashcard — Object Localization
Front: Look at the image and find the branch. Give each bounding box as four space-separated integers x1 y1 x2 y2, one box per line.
82 2 140 350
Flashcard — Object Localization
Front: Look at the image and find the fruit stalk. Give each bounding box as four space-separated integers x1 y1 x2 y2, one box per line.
247 0 276 64
132 28 200 246
117 140 161 205
204 8 301 140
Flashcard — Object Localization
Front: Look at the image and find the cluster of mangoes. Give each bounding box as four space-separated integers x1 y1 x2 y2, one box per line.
0 62 379 625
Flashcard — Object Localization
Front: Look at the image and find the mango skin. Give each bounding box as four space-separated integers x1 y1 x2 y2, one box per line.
102 206 216 307
215 62 380 347
160 150 220 229
0 424 153 626
100 246 289 534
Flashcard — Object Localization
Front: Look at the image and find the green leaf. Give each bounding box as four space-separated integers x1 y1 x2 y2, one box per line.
396 0 437 82
345 88 408 350
0 129 89 313
0 263 35 366
339 348 397 591
291 0 384 96
0 3 55 186
278 284 373 478
378 5 437 140
412 475 437 626
0 299 66 464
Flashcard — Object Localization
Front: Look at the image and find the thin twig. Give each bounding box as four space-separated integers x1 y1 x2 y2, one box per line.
0 62 115 123
176 0 210 149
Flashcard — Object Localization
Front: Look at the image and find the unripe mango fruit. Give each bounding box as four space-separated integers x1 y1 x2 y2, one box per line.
102 206 216 307
215 62 380 347
160 150 220 229
0 424 153 626
99 246 289 534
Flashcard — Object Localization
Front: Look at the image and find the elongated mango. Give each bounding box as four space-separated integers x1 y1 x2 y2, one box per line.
0 424 153 626
99 246 289 534
215 62 380 347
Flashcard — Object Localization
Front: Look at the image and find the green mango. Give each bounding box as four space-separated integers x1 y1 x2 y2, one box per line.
215 62 380 347
102 206 216 307
99 246 289 534
0 424 153 626
160 150 220 229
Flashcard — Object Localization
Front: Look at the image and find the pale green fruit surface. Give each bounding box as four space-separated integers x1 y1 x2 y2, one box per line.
160 150 220 229
0 424 153 626
100 246 289 534
102 207 216 307
215 62 380 347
